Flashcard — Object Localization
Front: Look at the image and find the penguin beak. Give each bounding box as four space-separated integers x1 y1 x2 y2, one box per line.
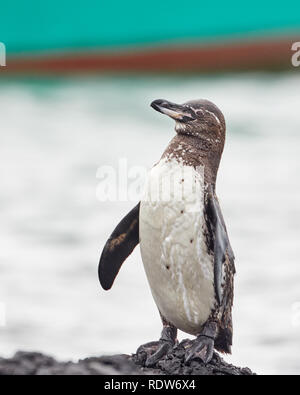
151 99 196 122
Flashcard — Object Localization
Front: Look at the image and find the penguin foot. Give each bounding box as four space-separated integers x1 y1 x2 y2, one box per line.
185 335 215 364
185 321 218 364
136 316 177 367
136 339 175 367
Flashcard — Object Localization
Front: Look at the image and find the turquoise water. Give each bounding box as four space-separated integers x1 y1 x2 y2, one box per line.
0 73 300 374
1 1 300 53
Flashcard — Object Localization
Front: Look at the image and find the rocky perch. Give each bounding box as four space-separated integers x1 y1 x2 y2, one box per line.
0 339 254 375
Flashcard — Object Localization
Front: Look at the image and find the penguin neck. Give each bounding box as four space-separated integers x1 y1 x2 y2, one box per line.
161 134 222 188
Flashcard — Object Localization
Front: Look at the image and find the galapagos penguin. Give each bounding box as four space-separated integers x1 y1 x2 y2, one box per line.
98 99 235 366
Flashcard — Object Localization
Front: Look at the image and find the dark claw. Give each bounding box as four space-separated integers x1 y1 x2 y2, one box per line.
185 335 214 364
136 341 159 355
145 341 173 367
136 340 174 367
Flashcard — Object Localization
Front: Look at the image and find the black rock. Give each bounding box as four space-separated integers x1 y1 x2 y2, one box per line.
0 340 255 375
132 339 254 375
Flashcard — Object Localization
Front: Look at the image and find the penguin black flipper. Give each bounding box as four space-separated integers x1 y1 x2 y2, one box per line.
205 187 235 306
98 203 140 290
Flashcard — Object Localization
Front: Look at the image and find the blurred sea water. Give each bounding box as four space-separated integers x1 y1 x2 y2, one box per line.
0 72 300 375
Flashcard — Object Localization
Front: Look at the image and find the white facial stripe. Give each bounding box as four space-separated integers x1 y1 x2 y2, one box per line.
190 107 221 125
204 110 221 125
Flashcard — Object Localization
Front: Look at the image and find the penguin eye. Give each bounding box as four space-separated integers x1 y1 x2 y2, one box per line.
195 110 204 120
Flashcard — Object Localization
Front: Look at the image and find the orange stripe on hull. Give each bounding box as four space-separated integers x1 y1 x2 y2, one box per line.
1 38 298 74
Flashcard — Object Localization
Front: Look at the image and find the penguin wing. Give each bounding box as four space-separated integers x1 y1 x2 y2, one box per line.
98 203 140 290
205 188 235 305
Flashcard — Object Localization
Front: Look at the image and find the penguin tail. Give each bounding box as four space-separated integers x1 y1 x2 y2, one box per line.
214 327 232 354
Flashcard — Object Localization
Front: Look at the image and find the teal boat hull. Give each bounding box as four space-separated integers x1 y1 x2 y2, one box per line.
0 1 299 72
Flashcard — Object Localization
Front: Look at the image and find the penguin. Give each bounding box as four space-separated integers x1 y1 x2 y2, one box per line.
98 99 235 367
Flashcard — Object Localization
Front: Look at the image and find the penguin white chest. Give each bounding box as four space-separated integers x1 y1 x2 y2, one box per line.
140 157 215 335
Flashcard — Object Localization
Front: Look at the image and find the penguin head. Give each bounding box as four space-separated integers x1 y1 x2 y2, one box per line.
151 98 226 149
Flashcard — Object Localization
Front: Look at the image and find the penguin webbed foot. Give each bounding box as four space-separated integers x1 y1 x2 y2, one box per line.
185 335 214 364
135 315 178 368
136 339 174 367
185 321 218 365
136 324 177 367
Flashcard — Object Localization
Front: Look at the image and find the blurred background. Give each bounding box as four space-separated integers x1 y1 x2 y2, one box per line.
1 1 300 375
